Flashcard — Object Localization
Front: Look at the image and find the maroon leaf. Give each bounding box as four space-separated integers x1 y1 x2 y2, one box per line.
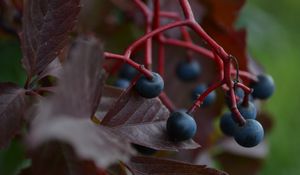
20 141 108 175
127 156 228 175
26 35 134 168
37 58 63 81
201 0 246 29
47 36 106 119
21 0 80 77
0 83 28 148
95 86 123 121
199 0 248 71
112 121 199 151
101 88 200 151
101 89 169 127
215 147 265 175
28 116 135 168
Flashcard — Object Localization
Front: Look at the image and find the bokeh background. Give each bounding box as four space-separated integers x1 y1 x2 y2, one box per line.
0 0 299 174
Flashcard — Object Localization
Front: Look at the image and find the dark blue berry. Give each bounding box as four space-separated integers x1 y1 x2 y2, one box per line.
132 144 156 155
192 84 216 107
220 112 238 136
119 64 138 80
114 79 130 89
251 74 275 100
225 87 245 106
167 111 197 141
238 102 257 119
176 60 201 81
235 87 245 103
234 119 264 147
135 72 164 98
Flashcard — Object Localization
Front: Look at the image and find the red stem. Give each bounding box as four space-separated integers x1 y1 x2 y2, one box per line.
162 38 214 59
104 0 255 126
187 81 223 114
231 70 258 82
133 0 153 70
104 52 153 79
159 92 176 112
179 0 195 21
124 20 190 58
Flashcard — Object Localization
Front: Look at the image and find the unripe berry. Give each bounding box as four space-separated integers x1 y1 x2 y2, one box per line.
167 111 197 141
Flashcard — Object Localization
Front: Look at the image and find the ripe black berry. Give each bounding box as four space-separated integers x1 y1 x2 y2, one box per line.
167 111 197 141
220 112 238 136
192 84 216 107
114 79 130 89
238 101 257 119
135 72 164 98
119 64 138 80
176 60 201 81
251 74 275 100
225 87 245 107
234 119 264 147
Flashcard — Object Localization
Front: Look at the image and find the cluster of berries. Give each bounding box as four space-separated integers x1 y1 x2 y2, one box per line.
114 61 274 148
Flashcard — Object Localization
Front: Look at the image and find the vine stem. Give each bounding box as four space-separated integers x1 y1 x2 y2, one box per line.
103 0 255 125
104 52 153 79
133 0 153 70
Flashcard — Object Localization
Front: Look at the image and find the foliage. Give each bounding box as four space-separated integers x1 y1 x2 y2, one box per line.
0 0 281 174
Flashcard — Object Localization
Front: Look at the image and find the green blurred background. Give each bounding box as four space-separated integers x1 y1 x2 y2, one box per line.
0 0 299 174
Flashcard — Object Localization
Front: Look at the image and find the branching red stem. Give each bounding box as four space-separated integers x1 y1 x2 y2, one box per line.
104 0 257 125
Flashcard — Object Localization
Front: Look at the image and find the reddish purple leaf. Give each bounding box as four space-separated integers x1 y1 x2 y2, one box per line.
37 58 63 81
0 83 28 148
48 36 106 119
112 121 199 151
101 88 169 127
215 148 265 175
201 0 246 28
127 156 228 175
101 87 200 151
95 86 123 120
21 0 80 77
28 116 135 168
26 35 135 168
20 141 108 175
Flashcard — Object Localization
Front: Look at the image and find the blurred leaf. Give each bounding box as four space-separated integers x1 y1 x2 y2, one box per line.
21 0 80 77
46 36 106 119
0 82 28 148
201 0 246 28
27 35 134 168
20 141 107 175
28 116 135 169
127 156 228 175
215 150 264 175
37 58 62 81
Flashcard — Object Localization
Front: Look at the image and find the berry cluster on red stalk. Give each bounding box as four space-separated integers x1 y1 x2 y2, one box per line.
104 0 273 146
